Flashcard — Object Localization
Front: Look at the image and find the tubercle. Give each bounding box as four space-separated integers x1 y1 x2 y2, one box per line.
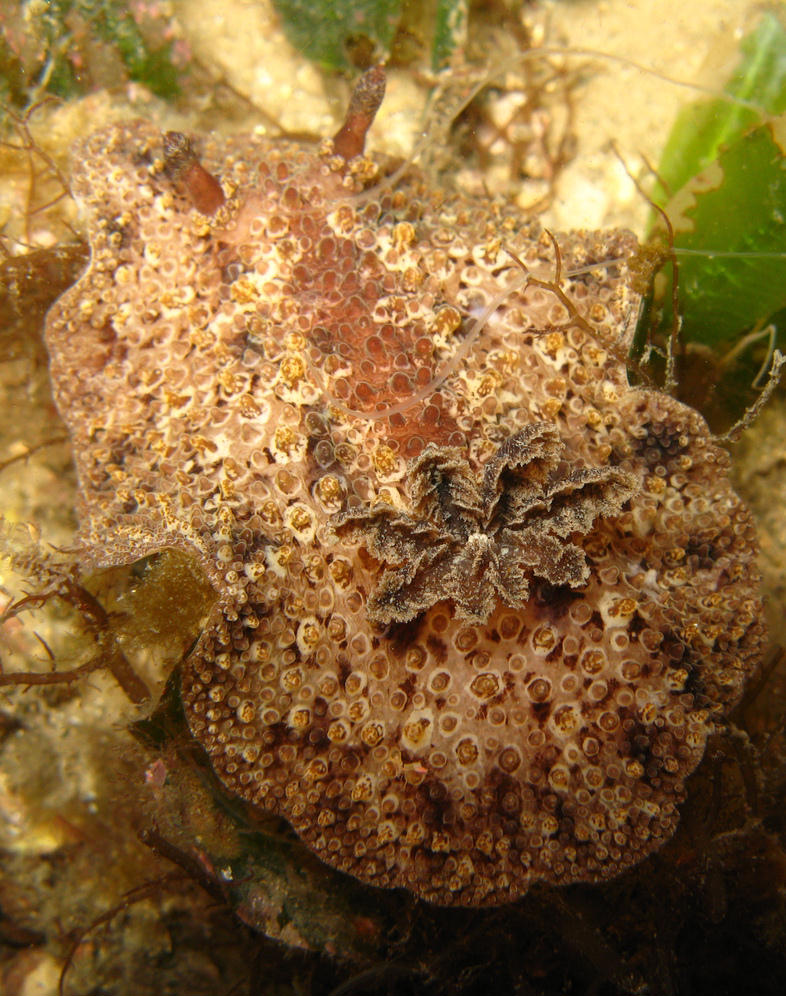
161 65 388 217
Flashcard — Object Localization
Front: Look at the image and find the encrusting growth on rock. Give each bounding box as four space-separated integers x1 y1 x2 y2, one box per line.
44 68 765 906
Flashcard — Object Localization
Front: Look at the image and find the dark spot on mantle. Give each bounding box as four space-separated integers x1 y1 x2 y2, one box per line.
426 634 448 664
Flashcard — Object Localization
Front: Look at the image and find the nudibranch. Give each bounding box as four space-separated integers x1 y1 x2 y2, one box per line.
45 68 765 906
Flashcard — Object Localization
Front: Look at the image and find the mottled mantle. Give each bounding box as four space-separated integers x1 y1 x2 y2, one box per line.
44 109 765 905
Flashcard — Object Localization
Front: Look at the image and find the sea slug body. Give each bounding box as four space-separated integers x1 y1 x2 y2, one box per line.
44 70 765 906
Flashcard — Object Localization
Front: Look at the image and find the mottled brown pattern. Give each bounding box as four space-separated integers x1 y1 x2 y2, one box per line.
44 95 765 905
333 422 638 623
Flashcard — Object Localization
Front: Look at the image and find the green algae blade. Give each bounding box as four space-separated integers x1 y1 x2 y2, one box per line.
271 0 403 71
658 117 786 351
431 0 469 70
653 12 786 206
636 10 786 392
